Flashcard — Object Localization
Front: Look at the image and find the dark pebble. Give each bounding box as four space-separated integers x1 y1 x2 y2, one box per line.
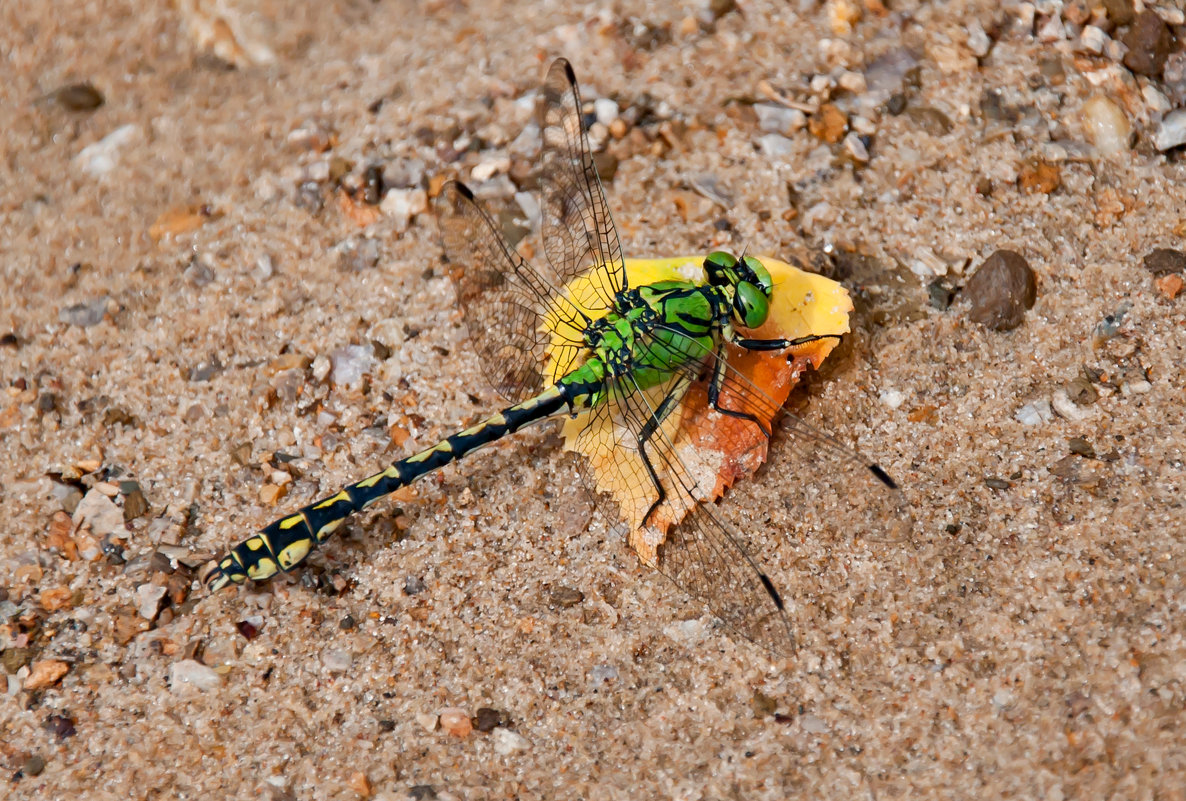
408 786 438 801
927 279 956 310
23 754 46 777
1100 0 1135 26
2 646 33 673
984 477 1011 490
378 718 396 732
55 82 104 111
1068 437 1096 459
237 620 261 640
404 575 426 595
44 714 77 741
1065 377 1099 406
1123 11 1174 78
1142 248 1186 276
472 707 511 732
549 585 584 608
37 392 58 414
339 615 356 630
149 550 173 574
886 93 907 115
964 250 1037 331
1 332 18 347
122 487 149 522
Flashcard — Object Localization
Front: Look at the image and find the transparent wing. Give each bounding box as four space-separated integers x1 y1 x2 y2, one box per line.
436 181 589 402
576 369 795 654
537 58 627 309
643 322 913 545
576 325 911 654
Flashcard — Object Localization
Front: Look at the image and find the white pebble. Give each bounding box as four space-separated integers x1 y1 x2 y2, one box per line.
136 583 168 620
311 353 331 383
329 344 376 389
1081 96 1132 156
321 649 352 673
593 97 619 127
1078 25 1108 55
76 124 140 177
492 727 530 754
469 154 510 183
169 659 222 692
1153 109 1186 152
72 490 126 537
1051 390 1092 421
843 132 869 162
879 389 906 410
380 187 428 232
757 133 795 158
800 713 830 734
1121 380 1152 396
1015 400 1054 426
754 103 807 135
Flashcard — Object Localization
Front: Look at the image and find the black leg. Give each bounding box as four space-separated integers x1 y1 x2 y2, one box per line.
637 377 691 524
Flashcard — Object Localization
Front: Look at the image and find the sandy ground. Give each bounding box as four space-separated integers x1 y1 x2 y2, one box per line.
2 0 1185 798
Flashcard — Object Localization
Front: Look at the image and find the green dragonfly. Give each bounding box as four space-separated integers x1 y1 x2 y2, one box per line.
202 59 909 652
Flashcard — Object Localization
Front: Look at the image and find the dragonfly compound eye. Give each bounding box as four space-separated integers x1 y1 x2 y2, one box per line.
734 282 770 329
741 256 774 296
704 251 738 286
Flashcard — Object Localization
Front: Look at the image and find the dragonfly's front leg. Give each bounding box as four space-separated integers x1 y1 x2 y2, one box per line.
636 375 692 525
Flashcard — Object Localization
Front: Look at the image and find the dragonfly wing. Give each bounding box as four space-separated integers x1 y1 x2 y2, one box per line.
576 370 795 654
437 181 588 402
538 58 627 308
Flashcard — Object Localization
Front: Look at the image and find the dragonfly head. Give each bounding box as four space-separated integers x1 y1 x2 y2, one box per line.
704 251 774 329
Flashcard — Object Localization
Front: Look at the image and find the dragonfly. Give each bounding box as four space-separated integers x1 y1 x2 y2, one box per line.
202 58 909 653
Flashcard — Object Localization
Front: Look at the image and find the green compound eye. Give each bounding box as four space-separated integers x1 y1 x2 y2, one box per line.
705 251 738 270
742 256 773 294
734 282 770 328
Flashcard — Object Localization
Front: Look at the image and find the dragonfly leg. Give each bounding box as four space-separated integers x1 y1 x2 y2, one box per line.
706 346 773 438
731 332 842 352
636 375 692 525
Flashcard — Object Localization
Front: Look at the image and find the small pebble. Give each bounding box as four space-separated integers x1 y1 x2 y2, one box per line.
23 755 46 777
1052 389 1092 421
322 649 352 673
758 133 794 157
1081 96 1131 156
964 250 1037 331
842 132 870 163
473 707 511 732
136 583 168 620
383 158 425 189
1143 248 1186 276
55 82 104 111
879 389 906 410
415 712 439 732
380 188 428 233
404 575 426 595
76 124 139 176
1065 377 1099 406
754 103 807 135
1152 109 1186 152
44 714 77 740
59 296 110 327
491 727 530 754
169 659 222 692
984 477 1011 490
1156 273 1184 299
593 97 619 127
1122 10 1174 78
1068 437 1096 459
23 660 70 690
439 707 473 737
329 344 376 389
73 490 126 538
1015 399 1054 426
549 585 584 608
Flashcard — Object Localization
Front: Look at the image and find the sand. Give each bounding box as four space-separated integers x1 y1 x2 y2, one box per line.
2 0 1185 798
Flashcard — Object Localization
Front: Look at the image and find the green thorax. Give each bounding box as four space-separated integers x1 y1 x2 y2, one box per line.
558 279 731 410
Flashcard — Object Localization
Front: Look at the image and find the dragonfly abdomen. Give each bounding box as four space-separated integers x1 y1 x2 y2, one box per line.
203 384 570 591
